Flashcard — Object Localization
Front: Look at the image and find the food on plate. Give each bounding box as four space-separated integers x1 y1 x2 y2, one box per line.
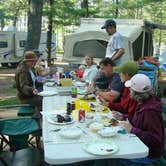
56 114 72 123
102 117 119 127
89 103 108 112
89 122 103 132
109 118 119 126
79 94 96 100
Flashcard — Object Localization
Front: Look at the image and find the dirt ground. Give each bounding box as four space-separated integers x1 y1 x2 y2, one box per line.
0 68 17 98
0 68 18 117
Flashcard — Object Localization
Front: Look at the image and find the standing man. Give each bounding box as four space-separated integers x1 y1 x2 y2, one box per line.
101 19 125 65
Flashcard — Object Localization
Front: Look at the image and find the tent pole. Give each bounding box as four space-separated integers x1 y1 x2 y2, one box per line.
142 29 145 57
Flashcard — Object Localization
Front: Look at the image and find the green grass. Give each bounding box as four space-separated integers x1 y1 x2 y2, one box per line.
0 97 19 106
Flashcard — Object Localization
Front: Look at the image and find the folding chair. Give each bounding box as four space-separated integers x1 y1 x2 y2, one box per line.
0 116 41 151
0 105 41 152
138 60 159 94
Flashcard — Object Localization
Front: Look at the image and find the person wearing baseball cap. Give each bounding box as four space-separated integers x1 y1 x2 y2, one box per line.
101 19 125 66
118 73 164 162
15 51 43 119
105 61 138 120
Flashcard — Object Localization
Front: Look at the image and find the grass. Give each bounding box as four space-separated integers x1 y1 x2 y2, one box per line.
0 97 19 106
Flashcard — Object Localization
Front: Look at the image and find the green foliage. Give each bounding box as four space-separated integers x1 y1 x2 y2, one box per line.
0 97 19 106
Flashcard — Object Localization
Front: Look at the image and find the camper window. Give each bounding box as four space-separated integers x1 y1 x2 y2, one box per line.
19 40 26 47
0 41 8 48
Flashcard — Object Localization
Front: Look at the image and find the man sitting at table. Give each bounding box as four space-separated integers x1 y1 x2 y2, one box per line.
90 58 123 103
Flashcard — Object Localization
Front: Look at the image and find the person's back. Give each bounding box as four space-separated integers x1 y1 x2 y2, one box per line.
15 61 35 99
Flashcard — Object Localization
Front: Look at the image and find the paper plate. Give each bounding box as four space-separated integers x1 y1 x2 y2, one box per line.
47 114 75 125
83 141 118 156
38 91 58 97
98 128 117 137
73 81 86 87
45 82 55 87
59 127 82 139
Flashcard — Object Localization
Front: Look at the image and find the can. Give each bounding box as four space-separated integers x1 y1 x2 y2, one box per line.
78 109 85 122
66 102 71 115
71 101 75 111
71 86 77 98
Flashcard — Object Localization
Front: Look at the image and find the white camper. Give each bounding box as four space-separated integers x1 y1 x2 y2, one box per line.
0 31 56 67
63 18 166 64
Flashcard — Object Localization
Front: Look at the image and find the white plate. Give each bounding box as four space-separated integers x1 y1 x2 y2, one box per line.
73 81 86 87
38 91 58 97
59 127 82 139
47 114 75 125
83 141 118 156
45 82 55 87
98 128 117 137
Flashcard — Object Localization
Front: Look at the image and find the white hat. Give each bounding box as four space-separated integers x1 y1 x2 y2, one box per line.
125 74 152 93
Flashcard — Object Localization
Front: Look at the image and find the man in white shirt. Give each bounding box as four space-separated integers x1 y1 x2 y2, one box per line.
101 19 125 66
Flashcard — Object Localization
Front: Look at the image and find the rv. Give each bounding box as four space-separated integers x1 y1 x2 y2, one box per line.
0 31 56 67
63 18 166 64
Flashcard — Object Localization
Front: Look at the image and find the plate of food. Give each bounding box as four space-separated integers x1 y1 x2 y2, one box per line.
102 118 119 127
89 103 110 112
59 127 82 139
79 94 96 101
45 82 56 87
83 141 118 156
47 114 74 125
38 91 58 97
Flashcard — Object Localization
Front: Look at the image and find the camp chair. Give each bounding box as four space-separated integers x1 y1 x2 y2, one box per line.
0 116 41 151
0 105 41 152
138 60 159 94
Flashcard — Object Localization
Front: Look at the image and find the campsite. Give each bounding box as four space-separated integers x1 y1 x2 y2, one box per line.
0 1 166 166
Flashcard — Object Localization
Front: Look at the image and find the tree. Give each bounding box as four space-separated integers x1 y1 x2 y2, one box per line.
45 0 53 66
25 0 43 51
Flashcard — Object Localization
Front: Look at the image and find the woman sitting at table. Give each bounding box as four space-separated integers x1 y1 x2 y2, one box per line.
117 74 164 165
76 55 98 83
93 74 164 166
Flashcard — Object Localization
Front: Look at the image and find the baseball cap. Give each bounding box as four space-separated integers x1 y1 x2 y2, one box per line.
24 51 37 61
114 61 138 77
101 19 116 29
125 74 152 93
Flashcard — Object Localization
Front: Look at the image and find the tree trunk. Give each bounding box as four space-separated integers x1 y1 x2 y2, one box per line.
25 0 43 52
81 0 89 17
46 0 53 67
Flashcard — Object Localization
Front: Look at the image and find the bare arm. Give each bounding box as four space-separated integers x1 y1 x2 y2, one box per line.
96 90 120 102
111 48 125 61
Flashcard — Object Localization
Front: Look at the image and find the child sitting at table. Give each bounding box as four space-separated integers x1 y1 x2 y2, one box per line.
105 61 138 120
35 65 47 92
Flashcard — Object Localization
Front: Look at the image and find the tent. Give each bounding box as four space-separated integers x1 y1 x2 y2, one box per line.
63 18 166 64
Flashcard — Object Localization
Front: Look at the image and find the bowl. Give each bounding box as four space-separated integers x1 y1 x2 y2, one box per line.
89 122 103 132
59 127 82 139
98 128 117 137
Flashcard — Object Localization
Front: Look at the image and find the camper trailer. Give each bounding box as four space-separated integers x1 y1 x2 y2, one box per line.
0 31 56 67
63 18 166 64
